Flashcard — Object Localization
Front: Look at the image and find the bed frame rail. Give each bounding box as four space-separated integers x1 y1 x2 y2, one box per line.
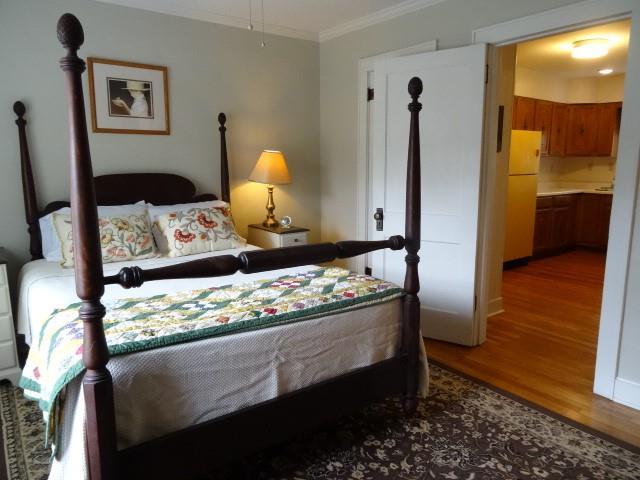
104 237 404 288
56 12 422 480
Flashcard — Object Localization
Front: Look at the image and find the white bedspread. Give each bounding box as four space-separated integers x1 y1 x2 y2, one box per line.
16 247 428 479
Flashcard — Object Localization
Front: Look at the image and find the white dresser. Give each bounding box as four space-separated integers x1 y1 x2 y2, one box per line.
247 224 309 249
0 248 21 384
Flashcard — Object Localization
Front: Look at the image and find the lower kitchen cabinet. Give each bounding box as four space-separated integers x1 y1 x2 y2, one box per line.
533 193 611 257
533 194 577 257
575 194 613 249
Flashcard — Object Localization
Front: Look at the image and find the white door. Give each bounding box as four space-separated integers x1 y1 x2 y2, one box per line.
370 44 487 346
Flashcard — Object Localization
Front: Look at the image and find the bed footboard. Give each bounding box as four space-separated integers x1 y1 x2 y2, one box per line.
55 12 422 480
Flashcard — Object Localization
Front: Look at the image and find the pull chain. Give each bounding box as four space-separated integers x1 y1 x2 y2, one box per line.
248 0 253 30
260 0 266 47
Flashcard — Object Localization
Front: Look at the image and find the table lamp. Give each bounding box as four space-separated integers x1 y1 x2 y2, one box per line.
249 150 291 228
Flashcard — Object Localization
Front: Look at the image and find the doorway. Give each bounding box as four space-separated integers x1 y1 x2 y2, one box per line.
426 10 640 446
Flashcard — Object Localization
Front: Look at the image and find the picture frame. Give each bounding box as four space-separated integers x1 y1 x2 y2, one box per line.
87 57 170 135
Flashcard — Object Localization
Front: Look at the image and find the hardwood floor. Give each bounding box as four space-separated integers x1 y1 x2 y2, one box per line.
425 249 640 448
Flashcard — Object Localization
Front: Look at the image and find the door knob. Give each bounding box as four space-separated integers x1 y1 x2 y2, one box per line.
374 208 384 231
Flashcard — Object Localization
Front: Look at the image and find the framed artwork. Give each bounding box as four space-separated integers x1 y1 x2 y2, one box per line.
87 58 170 135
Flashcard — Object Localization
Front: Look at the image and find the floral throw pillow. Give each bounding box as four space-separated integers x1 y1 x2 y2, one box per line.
53 213 157 268
155 206 245 257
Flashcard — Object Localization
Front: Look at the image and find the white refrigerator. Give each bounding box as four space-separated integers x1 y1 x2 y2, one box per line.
504 130 541 263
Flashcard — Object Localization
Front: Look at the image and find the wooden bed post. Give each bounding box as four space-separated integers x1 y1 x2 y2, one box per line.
13 101 43 261
403 77 422 415
57 13 117 480
218 112 231 203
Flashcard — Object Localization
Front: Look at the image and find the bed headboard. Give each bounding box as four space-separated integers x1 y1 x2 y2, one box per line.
13 101 231 260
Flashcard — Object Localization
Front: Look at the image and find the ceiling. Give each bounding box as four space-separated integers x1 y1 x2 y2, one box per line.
95 0 445 42
516 19 631 78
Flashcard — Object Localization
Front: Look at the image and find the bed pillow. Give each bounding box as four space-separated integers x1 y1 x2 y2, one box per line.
39 201 147 262
52 212 157 267
147 200 231 252
146 200 229 223
155 206 245 257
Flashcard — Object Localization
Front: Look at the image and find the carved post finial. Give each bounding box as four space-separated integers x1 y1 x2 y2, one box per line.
13 101 26 119
408 77 423 111
57 13 86 72
408 76 423 98
218 112 227 128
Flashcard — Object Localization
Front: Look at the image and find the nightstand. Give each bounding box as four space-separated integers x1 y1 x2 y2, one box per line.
247 224 309 249
0 248 21 384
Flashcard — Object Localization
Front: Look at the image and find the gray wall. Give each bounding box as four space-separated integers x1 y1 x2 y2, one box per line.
0 0 320 284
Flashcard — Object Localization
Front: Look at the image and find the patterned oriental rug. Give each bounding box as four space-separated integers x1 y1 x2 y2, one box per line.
2 363 639 480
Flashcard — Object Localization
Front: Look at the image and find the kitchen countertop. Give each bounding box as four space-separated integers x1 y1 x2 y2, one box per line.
537 183 614 197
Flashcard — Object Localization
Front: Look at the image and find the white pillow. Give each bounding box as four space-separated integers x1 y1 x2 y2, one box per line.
39 201 147 262
147 201 230 253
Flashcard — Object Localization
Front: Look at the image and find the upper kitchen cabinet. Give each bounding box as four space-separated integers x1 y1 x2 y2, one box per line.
534 100 553 155
595 102 622 156
513 96 536 130
565 104 599 156
513 95 622 157
549 104 568 156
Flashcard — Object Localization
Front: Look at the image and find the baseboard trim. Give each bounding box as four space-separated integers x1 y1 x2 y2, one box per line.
487 297 504 317
613 377 640 411
503 258 530 270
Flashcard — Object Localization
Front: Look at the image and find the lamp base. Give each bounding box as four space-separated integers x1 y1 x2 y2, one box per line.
262 217 279 228
262 185 279 229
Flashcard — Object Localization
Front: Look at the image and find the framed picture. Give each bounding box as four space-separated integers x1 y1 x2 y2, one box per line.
87 58 170 135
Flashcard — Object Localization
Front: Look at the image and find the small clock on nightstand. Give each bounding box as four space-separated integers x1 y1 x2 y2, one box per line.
247 224 309 249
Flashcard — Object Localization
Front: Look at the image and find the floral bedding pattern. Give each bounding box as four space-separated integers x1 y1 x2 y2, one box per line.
155 206 245 257
52 212 157 267
19 267 404 450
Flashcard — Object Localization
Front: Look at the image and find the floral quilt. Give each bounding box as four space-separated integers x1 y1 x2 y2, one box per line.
19 267 404 448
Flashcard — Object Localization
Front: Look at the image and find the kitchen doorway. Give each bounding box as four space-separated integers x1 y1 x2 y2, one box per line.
426 16 640 446
495 21 628 417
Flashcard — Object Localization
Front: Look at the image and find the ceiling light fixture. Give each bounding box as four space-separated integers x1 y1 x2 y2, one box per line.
571 38 609 59
599 68 614 75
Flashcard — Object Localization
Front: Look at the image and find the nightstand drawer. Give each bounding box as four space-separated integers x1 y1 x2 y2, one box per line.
0 342 16 369
281 232 308 247
0 315 13 343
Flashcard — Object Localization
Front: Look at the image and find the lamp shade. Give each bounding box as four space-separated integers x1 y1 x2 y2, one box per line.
249 150 292 185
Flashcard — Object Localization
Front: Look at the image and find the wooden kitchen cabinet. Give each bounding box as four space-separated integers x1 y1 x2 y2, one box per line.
513 96 621 157
533 194 577 257
595 103 620 156
565 105 599 156
551 195 575 249
533 198 554 256
575 194 612 250
534 100 553 155
513 96 536 130
549 104 568 156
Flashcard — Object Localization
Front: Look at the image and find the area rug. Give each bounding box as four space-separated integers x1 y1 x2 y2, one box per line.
2 364 640 479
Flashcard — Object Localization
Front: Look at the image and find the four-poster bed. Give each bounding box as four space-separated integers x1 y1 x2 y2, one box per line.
14 12 425 480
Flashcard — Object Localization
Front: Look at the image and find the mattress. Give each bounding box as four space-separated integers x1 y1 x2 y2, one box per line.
16 247 428 479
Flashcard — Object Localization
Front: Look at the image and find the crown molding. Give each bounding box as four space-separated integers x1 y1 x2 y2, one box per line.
94 0 319 41
318 0 450 43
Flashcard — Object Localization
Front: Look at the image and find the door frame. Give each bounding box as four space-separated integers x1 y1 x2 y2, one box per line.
355 40 438 274
473 0 640 402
